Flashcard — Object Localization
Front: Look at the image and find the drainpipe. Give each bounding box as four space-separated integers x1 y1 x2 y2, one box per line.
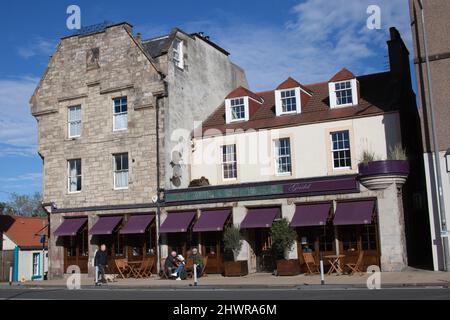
13 246 19 282
154 82 168 274
418 0 450 271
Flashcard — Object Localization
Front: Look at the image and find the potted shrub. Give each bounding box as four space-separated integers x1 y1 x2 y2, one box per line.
270 218 299 276
223 225 248 276
358 144 410 190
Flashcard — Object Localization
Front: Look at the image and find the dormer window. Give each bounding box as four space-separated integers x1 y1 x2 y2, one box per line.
335 81 353 105
231 98 245 121
173 39 184 69
281 89 297 113
275 87 301 116
225 96 249 123
328 69 358 108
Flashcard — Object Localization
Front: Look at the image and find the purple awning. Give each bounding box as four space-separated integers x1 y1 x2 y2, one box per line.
334 200 375 226
54 218 87 237
89 216 122 235
120 214 155 234
193 210 231 232
160 211 196 233
291 203 332 227
240 207 280 229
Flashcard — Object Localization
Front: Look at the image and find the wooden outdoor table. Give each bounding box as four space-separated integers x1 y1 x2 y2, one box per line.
324 254 346 275
127 261 143 278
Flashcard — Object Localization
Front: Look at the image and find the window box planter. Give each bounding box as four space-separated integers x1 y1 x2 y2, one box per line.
276 259 300 276
358 160 409 190
223 261 248 277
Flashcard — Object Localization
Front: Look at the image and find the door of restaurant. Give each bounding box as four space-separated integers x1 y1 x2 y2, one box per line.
337 224 380 270
94 233 126 273
251 229 275 273
64 227 89 273
167 232 197 258
201 232 224 274
296 226 335 272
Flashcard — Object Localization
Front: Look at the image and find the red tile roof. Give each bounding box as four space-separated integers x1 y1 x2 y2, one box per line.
329 68 356 82
226 86 263 103
0 215 48 248
199 72 396 137
276 77 313 94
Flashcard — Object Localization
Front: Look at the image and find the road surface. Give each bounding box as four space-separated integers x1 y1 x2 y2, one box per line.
0 286 449 300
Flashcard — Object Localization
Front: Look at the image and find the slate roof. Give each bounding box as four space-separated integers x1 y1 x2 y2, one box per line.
142 36 172 58
199 71 396 137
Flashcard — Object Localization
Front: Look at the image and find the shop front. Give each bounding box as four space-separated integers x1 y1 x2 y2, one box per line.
53 213 158 275
192 209 232 274
160 211 197 257
291 202 335 271
89 215 123 272
292 199 380 272
54 217 89 274
164 173 408 273
120 214 157 266
240 207 281 273
333 200 380 269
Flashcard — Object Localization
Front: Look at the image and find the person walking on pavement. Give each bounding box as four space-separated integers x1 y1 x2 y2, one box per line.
94 244 108 285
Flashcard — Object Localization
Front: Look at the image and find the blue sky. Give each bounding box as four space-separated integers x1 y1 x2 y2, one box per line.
0 0 413 201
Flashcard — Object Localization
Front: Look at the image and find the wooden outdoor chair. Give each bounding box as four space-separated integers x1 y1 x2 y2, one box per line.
185 258 194 279
132 258 153 279
302 252 320 275
345 251 365 275
115 258 131 279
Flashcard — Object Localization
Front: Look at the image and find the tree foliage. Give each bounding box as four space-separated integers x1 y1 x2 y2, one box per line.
223 225 243 256
0 192 46 217
270 218 297 257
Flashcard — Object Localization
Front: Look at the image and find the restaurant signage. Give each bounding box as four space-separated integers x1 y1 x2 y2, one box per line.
165 175 358 204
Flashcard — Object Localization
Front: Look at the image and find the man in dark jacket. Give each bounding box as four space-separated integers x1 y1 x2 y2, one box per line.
94 244 108 284
165 251 184 280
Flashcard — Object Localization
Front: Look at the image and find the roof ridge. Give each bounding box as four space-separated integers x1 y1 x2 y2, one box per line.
142 34 170 43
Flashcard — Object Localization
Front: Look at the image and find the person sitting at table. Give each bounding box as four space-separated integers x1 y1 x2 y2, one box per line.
165 251 184 280
188 248 204 277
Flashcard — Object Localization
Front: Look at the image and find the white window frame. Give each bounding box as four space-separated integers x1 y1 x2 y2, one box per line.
225 97 249 123
68 105 82 138
173 39 184 69
275 88 301 116
113 153 129 190
113 97 128 132
67 159 82 194
274 138 292 176
330 131 352 170
32 252 40 277
222 144 237 180
328 79 358 108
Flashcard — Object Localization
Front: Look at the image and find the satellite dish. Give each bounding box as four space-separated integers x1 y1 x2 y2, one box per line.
171 151 182 164
171 176 181 187
173 164 182 177
151 195 158 203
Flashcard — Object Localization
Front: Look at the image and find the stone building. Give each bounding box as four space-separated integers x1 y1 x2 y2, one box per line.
410 0 450 271
30 22 247 278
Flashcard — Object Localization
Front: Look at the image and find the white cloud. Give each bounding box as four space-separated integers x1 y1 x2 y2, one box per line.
17 37 56 60
0 172 41 182
0 77 39 157
178 0 412 90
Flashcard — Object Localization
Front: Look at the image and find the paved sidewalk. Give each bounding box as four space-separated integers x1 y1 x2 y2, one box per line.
5 268 450 289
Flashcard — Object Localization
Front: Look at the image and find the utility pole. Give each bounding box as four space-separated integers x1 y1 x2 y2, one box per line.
418 0 450 271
